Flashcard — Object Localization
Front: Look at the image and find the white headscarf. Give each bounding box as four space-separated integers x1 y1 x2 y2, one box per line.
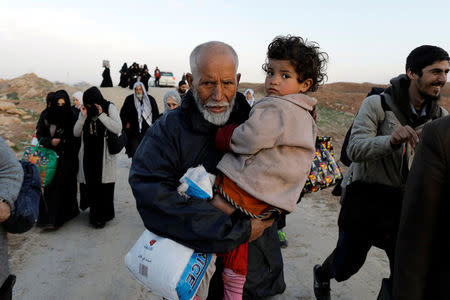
163 90 181 114
244 89 255 107
72 91 83 108
133 82 152 132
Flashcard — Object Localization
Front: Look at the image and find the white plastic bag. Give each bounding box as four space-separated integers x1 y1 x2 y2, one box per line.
125 230 213 300
177 165 215 199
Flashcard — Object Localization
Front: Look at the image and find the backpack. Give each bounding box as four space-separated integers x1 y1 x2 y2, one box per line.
340 87 387 167
3 160 41 233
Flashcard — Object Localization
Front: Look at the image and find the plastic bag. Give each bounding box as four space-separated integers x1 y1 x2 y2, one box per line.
178 165 215 199
125 230 213 300
21 139 58 187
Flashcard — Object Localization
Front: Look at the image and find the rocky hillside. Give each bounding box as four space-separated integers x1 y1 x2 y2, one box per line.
0 73 79 101
0 73 82 151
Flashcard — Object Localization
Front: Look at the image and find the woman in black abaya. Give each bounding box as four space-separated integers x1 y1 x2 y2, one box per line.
36 90 79 228
73 87 122 228
141 64 151 91
100 66 113 87
118 63 129 88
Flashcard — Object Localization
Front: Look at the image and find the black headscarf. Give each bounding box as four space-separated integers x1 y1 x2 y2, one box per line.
121 63 128 73
82 87 109 118
47 90 75 128
46 92 55 108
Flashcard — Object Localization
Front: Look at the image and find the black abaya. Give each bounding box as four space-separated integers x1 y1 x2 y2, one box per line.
119 63 129 88
141 72 151 91
36 90 79 228
100 67 113 87
81 87 116 226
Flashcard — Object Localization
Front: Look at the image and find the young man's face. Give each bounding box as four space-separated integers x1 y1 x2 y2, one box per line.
409 60 449 100
179 84 187 93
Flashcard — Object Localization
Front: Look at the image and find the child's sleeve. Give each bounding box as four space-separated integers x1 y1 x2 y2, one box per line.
229 102 285 155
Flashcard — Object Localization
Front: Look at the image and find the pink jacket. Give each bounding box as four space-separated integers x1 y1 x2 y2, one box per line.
217 94 317 212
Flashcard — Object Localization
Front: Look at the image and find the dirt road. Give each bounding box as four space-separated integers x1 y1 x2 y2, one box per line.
9 87 390 299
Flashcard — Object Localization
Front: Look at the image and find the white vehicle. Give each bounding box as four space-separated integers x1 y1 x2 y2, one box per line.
158 71 176 87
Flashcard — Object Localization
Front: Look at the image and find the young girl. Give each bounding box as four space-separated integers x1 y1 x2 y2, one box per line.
211 35 328 299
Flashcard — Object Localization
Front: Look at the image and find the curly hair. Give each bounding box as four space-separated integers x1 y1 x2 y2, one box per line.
262 35 328 92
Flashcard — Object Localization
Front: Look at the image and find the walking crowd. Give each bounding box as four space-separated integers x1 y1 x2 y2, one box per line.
0 35 449 300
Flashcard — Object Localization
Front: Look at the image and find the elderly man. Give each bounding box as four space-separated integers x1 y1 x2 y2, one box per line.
120 82 159 158
129 41 285 299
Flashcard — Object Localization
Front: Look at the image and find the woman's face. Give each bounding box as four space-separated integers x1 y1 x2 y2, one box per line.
246 92 253 100
166 97 179 110
57 98 66 107
73 98 80 107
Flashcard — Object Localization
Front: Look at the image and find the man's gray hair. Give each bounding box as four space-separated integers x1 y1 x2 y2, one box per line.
189 41 239 77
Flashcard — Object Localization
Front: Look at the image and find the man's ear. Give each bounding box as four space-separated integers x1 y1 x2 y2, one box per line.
236 73 241 87
186 73 194 89
406 69 416 81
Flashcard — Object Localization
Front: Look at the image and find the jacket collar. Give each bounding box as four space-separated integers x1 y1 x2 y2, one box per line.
386 74 441 127
269 93 317 111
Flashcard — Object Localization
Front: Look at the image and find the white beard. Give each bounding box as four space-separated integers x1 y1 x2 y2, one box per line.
193 90 235 126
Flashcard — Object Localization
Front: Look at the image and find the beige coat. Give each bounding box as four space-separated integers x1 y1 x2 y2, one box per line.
217 94 317 212
73 104 122 184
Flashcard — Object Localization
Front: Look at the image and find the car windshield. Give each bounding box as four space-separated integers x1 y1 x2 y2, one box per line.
161 72 173 76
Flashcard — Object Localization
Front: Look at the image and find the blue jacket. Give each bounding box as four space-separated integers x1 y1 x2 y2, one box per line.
129 90 285 298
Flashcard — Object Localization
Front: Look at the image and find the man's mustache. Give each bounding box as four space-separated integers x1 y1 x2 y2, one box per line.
432 81 445 87
204 101 229 107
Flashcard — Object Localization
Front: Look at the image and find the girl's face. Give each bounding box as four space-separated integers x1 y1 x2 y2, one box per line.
264 59 310 96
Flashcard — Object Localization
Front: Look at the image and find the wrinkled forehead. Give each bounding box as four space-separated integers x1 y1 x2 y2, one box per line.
197 53 237 78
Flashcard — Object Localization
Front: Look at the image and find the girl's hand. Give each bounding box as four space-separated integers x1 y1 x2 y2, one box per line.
95 104 103 115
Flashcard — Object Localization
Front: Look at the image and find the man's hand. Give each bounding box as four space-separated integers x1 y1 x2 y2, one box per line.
125 122 131 129
51 138 61 147
249 218 274 242
390 125 419 148
0 201 11 223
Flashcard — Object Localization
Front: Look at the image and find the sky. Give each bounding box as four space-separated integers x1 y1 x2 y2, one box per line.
0 0 449 86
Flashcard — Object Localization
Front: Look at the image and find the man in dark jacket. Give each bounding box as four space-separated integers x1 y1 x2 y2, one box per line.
313 45 449 300
120 82 159 158
393 115 450 300
129 41 285 299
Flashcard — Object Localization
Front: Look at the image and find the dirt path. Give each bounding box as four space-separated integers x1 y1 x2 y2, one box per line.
9 86 391 299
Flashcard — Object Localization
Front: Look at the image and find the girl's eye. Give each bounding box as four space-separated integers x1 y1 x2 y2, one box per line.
266 71 274 76
282 74 290 79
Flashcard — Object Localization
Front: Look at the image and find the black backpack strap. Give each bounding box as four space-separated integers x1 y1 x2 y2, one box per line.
380 94 391 112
